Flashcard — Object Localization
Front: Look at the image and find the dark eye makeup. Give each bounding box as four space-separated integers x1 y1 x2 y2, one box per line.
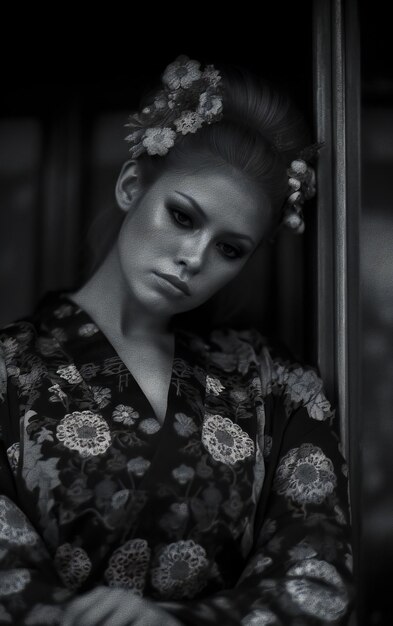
166 204 244 260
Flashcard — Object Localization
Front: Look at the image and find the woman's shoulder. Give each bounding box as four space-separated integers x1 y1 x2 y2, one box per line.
202 325 335 422
0 317 38 362
0 290 68 366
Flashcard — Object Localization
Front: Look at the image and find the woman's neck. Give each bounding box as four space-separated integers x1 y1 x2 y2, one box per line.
68 244 173 341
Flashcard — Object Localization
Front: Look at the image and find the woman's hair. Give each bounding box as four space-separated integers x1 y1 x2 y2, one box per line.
80 62 312 333
136 63 311 235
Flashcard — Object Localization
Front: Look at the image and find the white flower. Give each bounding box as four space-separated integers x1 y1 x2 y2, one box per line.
112 404 139 426
173 412 198 437
150 539 209 599
105 538 151 595
306 391 333 420
0 496 37 545
172 465 195 485
48 383 67 403
54 543 92 590
127 456 151 477
6 442 19 473
206 375 225 396
287 367 325 406
197 91 223 121
56 411 112 458
142 127 176 156
202 414 254 465
285 558 348 621
273 444 337 505
174 111 203 135
275 361 333 420
0 568 31 595
162 56 202 90
56 365 83 385
90 385 111 408
78 323 99 338
138 418 161 435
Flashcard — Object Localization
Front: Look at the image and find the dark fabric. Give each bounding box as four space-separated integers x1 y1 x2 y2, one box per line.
0 290 354 624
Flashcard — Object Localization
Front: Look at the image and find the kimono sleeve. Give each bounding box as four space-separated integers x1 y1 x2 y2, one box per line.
156 355 355 625
0 351 76 624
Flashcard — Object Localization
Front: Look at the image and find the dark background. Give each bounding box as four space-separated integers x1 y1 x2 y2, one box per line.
0 2 392 624
359 2 393 625
0 3 314 352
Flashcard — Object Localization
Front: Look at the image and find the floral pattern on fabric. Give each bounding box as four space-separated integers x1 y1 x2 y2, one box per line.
56 411 112 457
0 291 354 624
104 538 151 595
151 540 210 599
0 497 37 545
54 543 92 590
201 414 255 465
285 559 349 621
273 443 337 505
0 569 31 595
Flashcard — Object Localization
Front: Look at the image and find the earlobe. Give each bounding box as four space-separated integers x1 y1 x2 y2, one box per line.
115 159 141 212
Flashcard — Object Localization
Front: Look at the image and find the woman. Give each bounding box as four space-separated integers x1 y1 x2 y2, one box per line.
0 56 353 625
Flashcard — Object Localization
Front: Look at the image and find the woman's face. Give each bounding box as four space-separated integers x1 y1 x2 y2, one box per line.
116 161 270 318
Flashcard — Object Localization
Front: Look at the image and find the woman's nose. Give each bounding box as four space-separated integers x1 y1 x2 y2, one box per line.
174 235 209 274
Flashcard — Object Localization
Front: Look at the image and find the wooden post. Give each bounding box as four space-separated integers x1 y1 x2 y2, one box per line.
312 0 361 622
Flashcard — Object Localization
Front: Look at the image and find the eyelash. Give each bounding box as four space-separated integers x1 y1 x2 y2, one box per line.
169 208 243 260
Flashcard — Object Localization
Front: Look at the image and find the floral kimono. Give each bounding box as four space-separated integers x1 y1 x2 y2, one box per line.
0 290 354 625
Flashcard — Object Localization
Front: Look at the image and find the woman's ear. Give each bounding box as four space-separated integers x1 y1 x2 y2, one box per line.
115 159 141 212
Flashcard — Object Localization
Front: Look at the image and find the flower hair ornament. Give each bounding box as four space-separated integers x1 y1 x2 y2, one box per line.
124 54 319 236
125 55 223 158
279 142 321 236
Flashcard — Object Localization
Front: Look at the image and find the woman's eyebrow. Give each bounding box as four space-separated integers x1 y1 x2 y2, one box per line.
174 190 207 219
173 190 255 245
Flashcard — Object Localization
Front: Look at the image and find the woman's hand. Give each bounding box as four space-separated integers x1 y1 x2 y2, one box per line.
62 586 182 626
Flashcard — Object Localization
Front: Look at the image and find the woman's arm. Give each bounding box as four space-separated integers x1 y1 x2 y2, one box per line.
154 393 354 625
0 352 78 623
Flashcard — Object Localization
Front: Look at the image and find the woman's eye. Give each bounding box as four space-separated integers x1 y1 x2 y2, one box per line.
217 242 242 259
171 208 193 228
